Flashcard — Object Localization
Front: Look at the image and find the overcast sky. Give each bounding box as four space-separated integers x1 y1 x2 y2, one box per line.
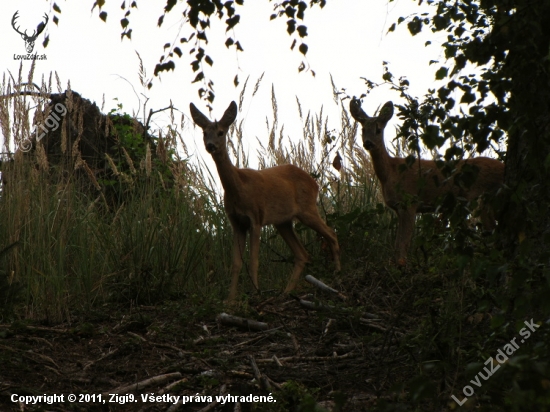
1 0 443 166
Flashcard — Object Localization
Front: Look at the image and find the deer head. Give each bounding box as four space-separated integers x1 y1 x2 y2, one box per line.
189 101 238 155
12 11 49 54
350 99 394 151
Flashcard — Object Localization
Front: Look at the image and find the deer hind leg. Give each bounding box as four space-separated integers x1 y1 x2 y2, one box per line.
228 226 247 302
478 197 497 232
395 207 416 267
275 222 309 293
297 210 341 272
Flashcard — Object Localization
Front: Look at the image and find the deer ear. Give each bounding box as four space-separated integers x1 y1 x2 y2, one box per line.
349 99 368 122
189 103 211 129
219 101 238 128
378 101 394 124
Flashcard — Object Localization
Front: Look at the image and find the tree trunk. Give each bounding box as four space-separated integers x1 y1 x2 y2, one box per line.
498 3 550 264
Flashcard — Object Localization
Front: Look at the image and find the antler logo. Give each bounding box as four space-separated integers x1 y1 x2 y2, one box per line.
12 11 49 54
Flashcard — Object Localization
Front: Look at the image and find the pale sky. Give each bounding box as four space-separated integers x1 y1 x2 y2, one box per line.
1 0 444 167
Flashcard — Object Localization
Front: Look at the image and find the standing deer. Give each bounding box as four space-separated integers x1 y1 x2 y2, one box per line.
190 101 341 302
350 99 504 266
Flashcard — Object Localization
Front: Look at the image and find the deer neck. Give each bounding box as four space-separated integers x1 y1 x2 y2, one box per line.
368 141 393 185
211 149 242 195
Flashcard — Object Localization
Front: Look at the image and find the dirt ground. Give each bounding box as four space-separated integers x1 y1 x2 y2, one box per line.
0 274 412 412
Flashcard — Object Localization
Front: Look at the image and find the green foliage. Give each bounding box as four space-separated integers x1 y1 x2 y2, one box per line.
50 1 332 100
364 2 550 410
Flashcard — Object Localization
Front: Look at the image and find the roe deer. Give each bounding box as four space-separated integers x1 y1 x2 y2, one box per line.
190 101 341 301
349 99 504 266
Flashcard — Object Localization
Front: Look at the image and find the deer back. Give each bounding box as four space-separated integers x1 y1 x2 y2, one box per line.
227 164 320 226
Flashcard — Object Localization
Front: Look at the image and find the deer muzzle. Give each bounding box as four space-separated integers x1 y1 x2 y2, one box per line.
363 140 376 150
206 143 217 153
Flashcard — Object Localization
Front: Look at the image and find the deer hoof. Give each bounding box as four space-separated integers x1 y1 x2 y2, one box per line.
396 258 407 267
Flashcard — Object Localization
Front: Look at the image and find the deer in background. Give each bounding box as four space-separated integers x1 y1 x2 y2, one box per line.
190 101 341 302
350 99 504 266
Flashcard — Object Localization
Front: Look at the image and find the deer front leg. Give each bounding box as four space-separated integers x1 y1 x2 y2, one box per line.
248 223 262 293
228 227 247 302
395 207 416 267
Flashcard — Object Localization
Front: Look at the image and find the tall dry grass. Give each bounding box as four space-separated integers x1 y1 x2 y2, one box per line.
0 66 394 322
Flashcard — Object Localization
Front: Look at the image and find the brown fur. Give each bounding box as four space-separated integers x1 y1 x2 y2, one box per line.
190 101 341 301
350 99 504 265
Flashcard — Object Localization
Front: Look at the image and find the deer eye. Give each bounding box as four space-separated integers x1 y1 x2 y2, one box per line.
376 126 381 134
217 130 224 137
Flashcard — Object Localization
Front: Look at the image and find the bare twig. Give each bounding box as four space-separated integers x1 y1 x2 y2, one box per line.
359 319 389 332
265 375 283 391
299 299 334 312
127 332 191 354
15 325 69 334
359 318 404 337
104 372 182 395
334 342 363 354
193 384 226 412
272 355 283 367
83 348 119 371
0 91 49 100
227 370 253 379
158 378 188 395
26 351 60 370
234 326 283 348
127 331 146 342
248 355 271 391
0 344 61 374
28 337 53 348
305 275 347 300
153 342 191 354
256 352 359 364
193 335 220 345
217 313 269 332
322 318 336 338
289 333 300 354
255 296 277 311
145 103 174 132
